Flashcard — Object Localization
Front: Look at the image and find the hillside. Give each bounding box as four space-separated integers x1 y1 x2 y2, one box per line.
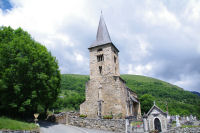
56 74 200 118
191 91 200 97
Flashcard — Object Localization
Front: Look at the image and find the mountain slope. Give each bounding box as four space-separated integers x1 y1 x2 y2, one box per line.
121 74 198 104
59 74 200 118
191 91 200 97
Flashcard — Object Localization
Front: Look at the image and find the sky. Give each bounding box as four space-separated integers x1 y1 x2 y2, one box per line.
0 0 200 92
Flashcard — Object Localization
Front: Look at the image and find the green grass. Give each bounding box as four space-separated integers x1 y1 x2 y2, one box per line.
181 125 200 128
0 117 38 130
131 121 143 126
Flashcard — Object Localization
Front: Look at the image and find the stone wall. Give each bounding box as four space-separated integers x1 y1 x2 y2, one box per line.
67 117 125 133
166 127 200 133
50 112 125 132
54 112 67 124
80 75 141 119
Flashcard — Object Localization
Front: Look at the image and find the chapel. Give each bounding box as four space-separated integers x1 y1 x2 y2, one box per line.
143 102 168 132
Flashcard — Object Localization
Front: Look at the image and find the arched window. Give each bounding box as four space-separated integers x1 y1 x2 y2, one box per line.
99 66 102 74
114 56 116 63
97 54 104 62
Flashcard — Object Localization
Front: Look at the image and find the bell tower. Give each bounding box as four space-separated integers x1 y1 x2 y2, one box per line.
80 14 141 119
88 13 120 80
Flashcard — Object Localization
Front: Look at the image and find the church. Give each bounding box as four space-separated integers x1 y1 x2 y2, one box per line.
80 14 141 119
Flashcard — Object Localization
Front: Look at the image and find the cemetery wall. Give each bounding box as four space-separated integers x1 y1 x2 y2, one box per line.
166 127 200 133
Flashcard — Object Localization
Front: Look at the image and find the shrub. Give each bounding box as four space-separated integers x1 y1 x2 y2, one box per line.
103 115 113 119
116 113 122 119
79 114 87 118
172 121 176 124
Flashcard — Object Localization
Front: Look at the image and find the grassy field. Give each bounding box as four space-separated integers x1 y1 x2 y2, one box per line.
0 117 38 130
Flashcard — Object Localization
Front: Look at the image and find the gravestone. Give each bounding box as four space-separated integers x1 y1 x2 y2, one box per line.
190 115 194 121
186 116 189 121
176 115 181 127
194 116 197 121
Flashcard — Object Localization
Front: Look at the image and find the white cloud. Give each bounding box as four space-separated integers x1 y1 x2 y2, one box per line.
0 0 89 43
141 1 181 29
183 0 200 24
74 52 83 62
173 74 200 92
128 63 153 76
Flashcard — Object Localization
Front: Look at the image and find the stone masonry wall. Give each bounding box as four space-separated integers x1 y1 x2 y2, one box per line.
166 127 200 133
89 44 119 79
49 112 125 132
80 75 137 118
67 117 125 133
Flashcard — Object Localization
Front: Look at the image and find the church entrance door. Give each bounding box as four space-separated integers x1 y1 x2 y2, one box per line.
154 118 161 132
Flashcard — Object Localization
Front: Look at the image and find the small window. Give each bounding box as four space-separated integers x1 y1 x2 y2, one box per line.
114 56 116 63
97 54 104 62
97 48 103 52
114 50 116 54
99 66 102 74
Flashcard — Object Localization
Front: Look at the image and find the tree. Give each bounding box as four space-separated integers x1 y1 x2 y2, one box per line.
139 94 155 115
0 26 61 118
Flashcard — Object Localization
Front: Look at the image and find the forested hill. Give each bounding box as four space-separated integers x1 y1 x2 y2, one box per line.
58 74 200 118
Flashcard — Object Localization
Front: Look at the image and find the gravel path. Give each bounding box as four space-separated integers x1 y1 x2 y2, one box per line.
39 121 115 133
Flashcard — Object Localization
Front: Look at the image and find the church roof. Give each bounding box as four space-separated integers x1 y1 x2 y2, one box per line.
89 13 119 52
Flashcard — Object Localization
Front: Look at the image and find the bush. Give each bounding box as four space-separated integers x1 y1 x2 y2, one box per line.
172 121 176 124
116 113 122 119
79 114 87 118
103 115 113 119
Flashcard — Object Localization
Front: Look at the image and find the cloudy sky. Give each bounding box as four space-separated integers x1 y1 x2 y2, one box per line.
1 0 200 92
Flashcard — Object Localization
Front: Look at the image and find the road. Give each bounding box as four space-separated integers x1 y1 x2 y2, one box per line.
39 121 116 133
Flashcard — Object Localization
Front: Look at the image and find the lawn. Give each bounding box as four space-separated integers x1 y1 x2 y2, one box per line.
0 117 38 130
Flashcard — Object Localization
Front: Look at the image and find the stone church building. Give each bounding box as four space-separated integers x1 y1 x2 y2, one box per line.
80 14 141 119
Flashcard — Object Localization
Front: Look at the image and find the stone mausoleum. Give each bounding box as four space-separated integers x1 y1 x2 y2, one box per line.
80 14 141 119
143 102 168 132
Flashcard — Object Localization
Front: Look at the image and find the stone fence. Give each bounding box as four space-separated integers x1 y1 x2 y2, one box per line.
48 112 125 132
165 127 200 133
68 117 125 132
48 112 200 133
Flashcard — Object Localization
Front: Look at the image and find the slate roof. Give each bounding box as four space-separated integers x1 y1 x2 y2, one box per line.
89 13 119 52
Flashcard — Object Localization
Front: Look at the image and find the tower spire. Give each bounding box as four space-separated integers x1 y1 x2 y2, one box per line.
89 13 112 48
96 12 111 43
